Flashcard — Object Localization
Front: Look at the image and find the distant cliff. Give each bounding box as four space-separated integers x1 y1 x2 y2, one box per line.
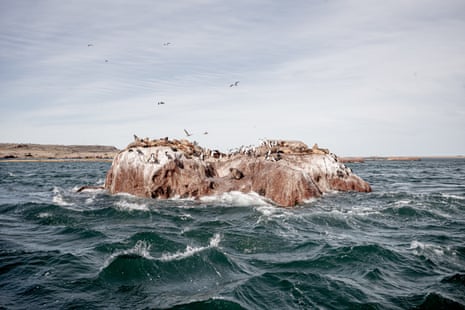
105 138 371 207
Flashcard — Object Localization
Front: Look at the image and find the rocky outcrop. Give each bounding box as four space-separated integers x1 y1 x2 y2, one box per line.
104 138 371 207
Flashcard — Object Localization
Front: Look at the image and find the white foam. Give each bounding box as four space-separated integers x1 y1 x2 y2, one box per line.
7 172 16 177
101 240 154 271
159 233 221 262
441 193 465 200
38 212 52 218
255 205 295 224
200 191 270 206
52 187 74 206
115 200 149 212
409 240 453 257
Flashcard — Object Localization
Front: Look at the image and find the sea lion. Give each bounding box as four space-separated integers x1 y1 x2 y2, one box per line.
229 168 244 180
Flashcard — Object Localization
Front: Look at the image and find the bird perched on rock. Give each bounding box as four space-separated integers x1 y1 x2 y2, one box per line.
147 153 159 164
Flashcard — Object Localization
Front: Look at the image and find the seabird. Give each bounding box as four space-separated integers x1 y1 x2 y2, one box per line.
165 151 173 160
184 129 193 137
105 59 108 63
133 134 140 141
163 42 171 46
230 81 240 87
88 43 93 47
157 101 165 105
147 153 158 164
203 131 208 135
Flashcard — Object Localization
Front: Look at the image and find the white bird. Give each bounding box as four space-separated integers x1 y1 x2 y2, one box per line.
147 153 158 164
184 129 193 137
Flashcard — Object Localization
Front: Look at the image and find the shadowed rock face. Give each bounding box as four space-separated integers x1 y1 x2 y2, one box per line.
104 138 371 207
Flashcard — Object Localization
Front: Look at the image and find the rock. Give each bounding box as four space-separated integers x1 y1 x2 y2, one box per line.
104 138 372 207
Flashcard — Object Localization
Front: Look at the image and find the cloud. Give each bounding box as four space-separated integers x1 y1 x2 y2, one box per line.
0 0 464 155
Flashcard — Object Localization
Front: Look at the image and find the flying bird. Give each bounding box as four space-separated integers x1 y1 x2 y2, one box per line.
229 81 240 87
88 43 93 47
104 59 108 63
184 129 193 137
163 42 171 46
203 131 208 135
157 101 165 105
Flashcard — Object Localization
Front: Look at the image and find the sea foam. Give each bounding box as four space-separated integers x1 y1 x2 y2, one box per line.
200 191 270 206
160 233 221 262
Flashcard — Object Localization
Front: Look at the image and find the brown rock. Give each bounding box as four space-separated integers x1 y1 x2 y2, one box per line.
104 138 371 207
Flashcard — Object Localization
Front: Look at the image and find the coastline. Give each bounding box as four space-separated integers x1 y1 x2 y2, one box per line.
0 143 119 162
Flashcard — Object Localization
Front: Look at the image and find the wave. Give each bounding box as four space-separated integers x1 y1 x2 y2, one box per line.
52 187 74 207
160 233 221 262
100 240 154 271
101 233 221 271
114 200 149 212
200 191 271 206
409 240 456 257
170 297 247 309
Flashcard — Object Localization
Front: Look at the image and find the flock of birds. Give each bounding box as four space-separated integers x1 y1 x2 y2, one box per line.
88 41 239 139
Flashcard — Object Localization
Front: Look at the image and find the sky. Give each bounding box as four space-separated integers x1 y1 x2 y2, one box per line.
1 0 464 156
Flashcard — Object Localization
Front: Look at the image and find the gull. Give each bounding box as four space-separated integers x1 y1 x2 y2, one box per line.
184 129 193 137
229 81 240 87
88 43 93 47
157 101 165 105
105 59 108 63
163 42 171 46
203 131 208 135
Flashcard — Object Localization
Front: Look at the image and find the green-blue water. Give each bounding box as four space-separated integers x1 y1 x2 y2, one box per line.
1 159 464 309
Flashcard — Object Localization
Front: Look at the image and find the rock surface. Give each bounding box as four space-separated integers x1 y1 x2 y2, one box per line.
104 138 371 207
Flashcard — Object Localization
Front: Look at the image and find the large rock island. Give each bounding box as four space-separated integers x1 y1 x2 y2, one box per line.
105 138 371 207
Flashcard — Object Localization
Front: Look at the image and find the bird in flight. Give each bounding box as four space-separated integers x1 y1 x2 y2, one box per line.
203 131 208 135
184 129 193 137
88 43 94 47
104 59 108 63
163 42 171 46
157 101 165 105
229 81 240 87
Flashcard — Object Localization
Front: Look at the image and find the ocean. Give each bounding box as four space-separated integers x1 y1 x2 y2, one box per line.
0 159 464 309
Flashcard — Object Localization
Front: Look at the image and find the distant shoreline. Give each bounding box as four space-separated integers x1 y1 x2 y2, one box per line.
0 143 119 162
340 156 465 163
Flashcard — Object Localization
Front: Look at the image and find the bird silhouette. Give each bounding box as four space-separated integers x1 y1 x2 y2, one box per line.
184 129 193 137
88 43 93 47
229 81 240 87
163 42 171 46
157 101 165 105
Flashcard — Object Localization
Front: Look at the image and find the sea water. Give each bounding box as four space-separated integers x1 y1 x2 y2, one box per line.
0 159 464 309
